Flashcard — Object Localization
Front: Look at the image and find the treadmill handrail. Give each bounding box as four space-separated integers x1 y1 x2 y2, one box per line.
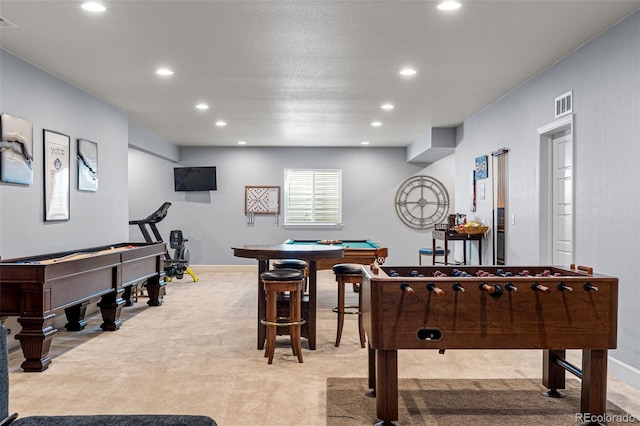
129 202 172 225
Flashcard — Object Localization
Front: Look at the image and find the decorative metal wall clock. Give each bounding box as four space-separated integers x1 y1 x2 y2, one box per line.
394 175 449 230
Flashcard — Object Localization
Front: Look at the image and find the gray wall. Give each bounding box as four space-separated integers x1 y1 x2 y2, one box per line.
0 50 130 258
0 50 131 348
128 146 457 266
2 9 639 391
453 10 640 388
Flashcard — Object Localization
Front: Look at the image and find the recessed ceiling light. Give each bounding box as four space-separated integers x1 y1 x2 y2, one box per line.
81 2 106 12
237 141 247 145
156 68 174 76
215 121 227 127
381 103 394 111
371 121 382 127
437 1 461 11
361 141 370 145
195 103 209 110
399 68 417 77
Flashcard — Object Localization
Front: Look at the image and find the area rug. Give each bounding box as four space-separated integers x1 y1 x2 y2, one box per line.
327 377 636 425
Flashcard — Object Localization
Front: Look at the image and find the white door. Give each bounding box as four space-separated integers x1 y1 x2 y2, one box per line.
551 131 573 265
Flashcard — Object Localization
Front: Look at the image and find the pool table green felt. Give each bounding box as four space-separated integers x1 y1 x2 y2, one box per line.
283 239 388 269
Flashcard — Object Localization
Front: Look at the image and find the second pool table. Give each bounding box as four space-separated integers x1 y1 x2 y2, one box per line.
283 239 388 269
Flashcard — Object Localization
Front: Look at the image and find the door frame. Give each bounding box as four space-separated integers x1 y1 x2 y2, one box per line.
537 114 574 264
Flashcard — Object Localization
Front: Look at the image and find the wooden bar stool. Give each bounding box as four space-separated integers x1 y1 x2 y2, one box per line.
332 263 366 348
260 268 306 364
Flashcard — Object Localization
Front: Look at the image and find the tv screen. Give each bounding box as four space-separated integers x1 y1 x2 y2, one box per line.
174 166 217 191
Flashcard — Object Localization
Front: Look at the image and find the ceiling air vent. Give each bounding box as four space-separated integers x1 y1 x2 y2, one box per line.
555 90 572 118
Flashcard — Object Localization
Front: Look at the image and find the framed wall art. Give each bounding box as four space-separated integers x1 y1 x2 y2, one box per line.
245 186 280 215
245 185 280 226
0 113 34 185
43 129 70 221
475 155 488 180
77 138 98 191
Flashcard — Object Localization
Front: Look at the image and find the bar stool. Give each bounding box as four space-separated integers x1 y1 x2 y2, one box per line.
272 259 307 271
260 268 306 364
332 263 366 348
272 259 308 291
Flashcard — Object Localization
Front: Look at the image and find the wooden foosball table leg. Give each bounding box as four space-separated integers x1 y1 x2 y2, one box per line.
581 349 608 417
375 349 399 424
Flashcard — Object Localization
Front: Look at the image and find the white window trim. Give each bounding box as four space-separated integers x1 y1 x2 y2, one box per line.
283 168 343 228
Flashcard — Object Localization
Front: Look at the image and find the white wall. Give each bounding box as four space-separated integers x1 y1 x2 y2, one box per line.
128 146 457 266
453 11 640 388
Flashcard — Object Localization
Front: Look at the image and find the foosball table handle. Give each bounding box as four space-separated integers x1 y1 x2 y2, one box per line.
400 282 416 297
531 283 551 293
570 264 594 275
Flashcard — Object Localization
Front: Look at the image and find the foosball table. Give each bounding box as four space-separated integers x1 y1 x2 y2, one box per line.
361 264 618 424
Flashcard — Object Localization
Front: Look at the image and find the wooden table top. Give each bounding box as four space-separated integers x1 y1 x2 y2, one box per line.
232 244 344 260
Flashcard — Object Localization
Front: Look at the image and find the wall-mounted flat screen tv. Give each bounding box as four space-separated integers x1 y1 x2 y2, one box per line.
174 166 217 191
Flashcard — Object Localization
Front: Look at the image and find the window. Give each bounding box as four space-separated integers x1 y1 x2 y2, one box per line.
284 168 342 226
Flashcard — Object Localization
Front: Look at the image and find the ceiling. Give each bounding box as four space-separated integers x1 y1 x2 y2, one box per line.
1 1 638 148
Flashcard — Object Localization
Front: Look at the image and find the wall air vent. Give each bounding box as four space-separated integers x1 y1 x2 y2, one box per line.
555 90 573 118
0 16 18 28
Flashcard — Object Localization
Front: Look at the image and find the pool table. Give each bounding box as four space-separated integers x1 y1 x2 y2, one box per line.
283 239 387 269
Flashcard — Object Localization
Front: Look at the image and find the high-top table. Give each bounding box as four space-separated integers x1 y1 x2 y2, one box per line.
232 244 344 350
432 228 484 265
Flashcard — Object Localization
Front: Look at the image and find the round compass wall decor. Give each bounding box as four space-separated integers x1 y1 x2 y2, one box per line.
395 175 450 230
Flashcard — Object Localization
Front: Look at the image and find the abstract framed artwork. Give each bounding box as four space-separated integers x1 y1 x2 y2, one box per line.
0 113 34 185
77 138 98 191
43 129 70 221
475 155 488 180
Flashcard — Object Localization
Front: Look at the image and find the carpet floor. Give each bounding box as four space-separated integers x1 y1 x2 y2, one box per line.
6 266 640 425
326 377 634 425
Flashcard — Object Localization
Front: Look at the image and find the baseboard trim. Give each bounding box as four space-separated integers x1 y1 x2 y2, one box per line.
190 264 257 273
610 355 640 390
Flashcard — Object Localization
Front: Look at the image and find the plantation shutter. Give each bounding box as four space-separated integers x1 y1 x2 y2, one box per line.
284 169 342 226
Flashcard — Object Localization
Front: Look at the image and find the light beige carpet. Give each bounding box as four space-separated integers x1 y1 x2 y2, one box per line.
6 267 640 425
326 377 635 425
